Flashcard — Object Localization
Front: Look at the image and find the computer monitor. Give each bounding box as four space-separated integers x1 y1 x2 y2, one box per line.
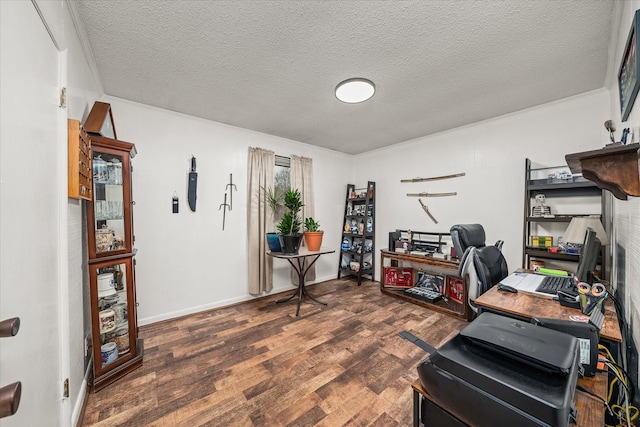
575 228 601 283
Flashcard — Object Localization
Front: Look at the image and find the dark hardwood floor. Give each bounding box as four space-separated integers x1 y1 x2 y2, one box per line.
81 278 467 426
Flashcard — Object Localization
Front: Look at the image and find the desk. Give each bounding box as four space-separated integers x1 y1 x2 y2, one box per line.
474 285 622 351
268 247 335 316
412 372 608 426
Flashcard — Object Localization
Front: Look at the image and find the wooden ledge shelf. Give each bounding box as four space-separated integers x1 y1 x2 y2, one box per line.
565 143 640 200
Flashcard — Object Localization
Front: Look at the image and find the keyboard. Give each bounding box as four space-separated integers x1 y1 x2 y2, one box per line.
535 275 575 295
404 287 442 303
589 308 605 330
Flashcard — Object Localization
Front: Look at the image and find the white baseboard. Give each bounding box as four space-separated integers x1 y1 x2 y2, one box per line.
138 274 336 326
72 361 92 427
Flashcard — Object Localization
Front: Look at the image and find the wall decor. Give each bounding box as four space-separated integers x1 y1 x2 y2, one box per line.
188 156 197 212
618 9 640 122
225 173 237 210
218 193 230 230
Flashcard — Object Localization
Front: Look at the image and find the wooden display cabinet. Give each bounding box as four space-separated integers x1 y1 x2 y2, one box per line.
88 257 143 391
86 130 142 391
86 136 135 259
380 250 471 320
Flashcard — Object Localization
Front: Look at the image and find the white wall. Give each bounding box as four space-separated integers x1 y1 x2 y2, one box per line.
62 0 104 424
1 1 101 426
102 97 352 325
357 90 610 274
604 0 640 371
103 87 612 325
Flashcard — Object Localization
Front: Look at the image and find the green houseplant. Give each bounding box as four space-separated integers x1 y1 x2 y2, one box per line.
277 189 304 253
304 217 324 251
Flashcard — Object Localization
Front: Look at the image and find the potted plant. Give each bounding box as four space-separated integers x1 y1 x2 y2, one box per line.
261 186 283 252
304 217 324 251
276 188 304 254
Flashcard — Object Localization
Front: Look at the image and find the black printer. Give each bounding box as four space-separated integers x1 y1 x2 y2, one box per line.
417 313 580 427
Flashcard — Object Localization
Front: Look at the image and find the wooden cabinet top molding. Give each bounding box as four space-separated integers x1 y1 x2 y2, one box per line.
84 101 117 140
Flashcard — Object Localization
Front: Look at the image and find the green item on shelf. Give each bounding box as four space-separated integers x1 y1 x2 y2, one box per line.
537 267 569 276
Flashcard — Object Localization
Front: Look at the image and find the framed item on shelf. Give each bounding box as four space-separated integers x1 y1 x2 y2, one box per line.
415 270 445 294
618 9 640 121
448 277 465 303
383 267 414 288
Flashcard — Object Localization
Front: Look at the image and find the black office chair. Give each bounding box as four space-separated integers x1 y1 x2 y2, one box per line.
450 223 503 256
450 224 508 312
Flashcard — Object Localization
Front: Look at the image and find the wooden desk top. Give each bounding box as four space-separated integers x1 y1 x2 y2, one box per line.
474 285 622 343
412 373 607 427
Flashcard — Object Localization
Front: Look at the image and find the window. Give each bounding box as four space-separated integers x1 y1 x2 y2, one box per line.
274 155 290 221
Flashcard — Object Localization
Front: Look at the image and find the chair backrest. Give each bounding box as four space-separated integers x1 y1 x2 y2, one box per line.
450 224 486 258
451 224 509 313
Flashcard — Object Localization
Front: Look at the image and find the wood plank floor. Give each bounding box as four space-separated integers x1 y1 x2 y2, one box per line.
81 278 468 426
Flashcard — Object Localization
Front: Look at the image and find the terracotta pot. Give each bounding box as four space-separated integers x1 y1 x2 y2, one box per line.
304 231 324 252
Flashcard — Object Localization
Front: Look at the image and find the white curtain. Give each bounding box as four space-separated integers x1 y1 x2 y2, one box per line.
247 147 275 294
291 155 315 283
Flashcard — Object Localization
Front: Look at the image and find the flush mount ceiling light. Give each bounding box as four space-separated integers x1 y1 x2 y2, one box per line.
335 78 375 103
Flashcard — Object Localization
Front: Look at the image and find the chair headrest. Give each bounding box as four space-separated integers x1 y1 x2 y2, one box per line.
450 224 486 257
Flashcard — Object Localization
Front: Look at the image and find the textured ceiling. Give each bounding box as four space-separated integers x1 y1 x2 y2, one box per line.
72 0 614 154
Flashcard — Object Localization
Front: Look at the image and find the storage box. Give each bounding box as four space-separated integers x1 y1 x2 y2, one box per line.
531 235 553 247
384 267 414 288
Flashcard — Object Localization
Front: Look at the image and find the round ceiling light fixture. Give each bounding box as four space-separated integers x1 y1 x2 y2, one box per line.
335 78 375 103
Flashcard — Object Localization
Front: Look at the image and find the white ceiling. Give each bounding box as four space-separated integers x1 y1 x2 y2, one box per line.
72 0 615 155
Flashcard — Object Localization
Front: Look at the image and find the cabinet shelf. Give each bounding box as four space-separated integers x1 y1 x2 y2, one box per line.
528 179 598 192
524 248 579 262
526 215 591 223
342 232 374 238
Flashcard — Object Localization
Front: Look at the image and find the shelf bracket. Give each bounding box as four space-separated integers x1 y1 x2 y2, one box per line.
565 143 640 200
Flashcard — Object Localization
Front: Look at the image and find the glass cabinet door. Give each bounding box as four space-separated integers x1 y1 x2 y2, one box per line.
88 140 134 258
90 257 138 377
